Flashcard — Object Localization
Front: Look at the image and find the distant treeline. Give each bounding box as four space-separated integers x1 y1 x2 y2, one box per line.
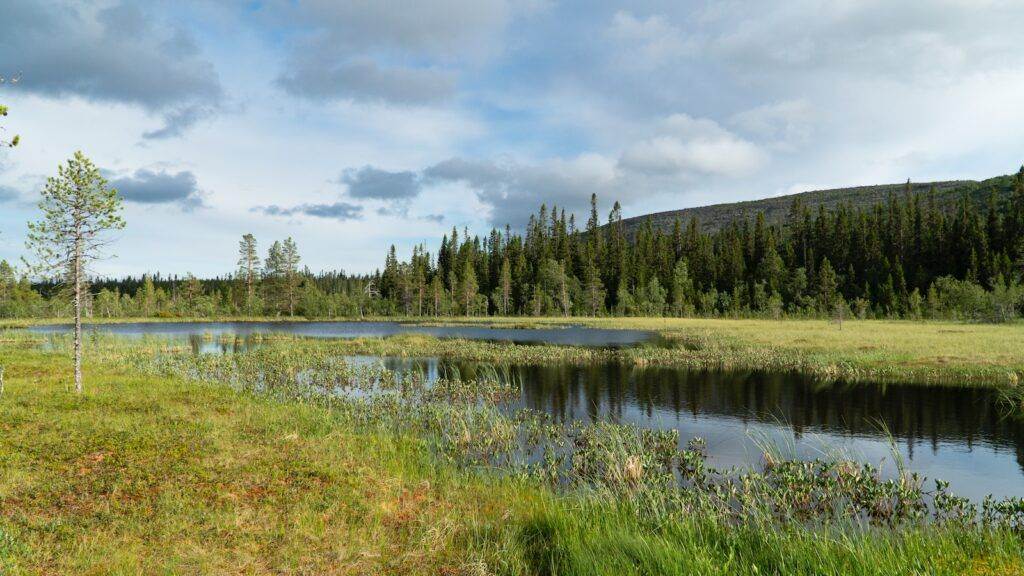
2 168 1023 322
370 168 1024 322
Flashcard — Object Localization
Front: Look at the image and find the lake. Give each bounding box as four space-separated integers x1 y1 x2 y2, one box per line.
28 320 657 347
28 320 1024 501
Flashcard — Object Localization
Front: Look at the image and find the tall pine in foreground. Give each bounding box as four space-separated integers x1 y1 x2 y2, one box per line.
26 152 124 393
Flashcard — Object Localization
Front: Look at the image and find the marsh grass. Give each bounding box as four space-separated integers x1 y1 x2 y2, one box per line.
11 313 1024 386
92 342 1024 522
3 330 1024 574
423 316 1024 387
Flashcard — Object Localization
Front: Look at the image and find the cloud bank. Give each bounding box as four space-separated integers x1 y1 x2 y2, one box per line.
107 169 206 210
0 1 223 138
254 201 364 222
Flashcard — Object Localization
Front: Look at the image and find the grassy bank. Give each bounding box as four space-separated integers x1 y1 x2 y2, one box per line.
5 316 1023 386
2 341 1024 574
477 316 1024 386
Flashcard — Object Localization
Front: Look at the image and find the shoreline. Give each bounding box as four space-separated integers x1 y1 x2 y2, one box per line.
5 316 1022 387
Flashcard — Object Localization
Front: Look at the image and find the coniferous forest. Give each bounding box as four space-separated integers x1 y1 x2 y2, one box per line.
2 169 1023 322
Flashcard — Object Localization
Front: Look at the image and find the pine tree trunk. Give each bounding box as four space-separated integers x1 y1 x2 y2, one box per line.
246 270 253 315
73 249 83 394
287 276 294 316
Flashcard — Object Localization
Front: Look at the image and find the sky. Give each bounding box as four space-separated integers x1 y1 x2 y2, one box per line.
2 0 1024 278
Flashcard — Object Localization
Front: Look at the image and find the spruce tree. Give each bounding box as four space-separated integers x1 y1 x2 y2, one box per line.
460 259 478 315
498 257 512 315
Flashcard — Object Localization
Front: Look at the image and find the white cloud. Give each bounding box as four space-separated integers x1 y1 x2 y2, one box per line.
619 114 767 177
730 99 814 150
425 153 619 226
700 0 1024 83
420 112 773 228
607 11 697 66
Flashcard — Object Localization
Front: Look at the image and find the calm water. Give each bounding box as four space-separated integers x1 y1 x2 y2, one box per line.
28 320 657 347
27 321 1024 500
351 356 1024 502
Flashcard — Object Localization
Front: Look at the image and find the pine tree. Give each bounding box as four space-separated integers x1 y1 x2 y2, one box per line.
1011 167 1024 278
430 274 444 316
264 240 301 316
26 151 125 393
181 273 203 316
237 233 260 315
281 238 301 316
413 265 426 316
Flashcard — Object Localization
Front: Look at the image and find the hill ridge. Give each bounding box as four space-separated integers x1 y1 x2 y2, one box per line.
618 174 1016 236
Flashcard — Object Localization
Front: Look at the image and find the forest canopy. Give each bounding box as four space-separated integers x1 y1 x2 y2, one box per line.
2 168 1024 322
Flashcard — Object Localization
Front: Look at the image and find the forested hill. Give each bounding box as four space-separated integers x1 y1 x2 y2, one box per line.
620 174 1018 236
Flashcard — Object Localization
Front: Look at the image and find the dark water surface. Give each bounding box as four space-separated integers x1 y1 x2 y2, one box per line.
349 356 1024 502
28 320 656 347
27 321 1024 501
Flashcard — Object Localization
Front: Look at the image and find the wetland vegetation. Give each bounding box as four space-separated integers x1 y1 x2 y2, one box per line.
3 326 1024 574
11 315 1021 386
